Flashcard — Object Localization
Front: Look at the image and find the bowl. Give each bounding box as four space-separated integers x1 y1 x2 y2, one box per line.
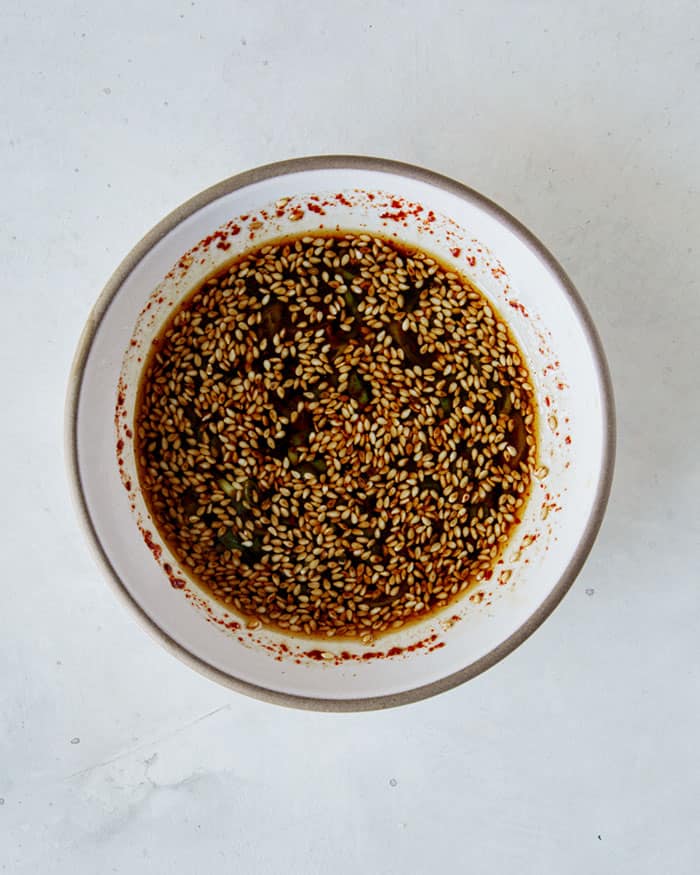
66 156 615 711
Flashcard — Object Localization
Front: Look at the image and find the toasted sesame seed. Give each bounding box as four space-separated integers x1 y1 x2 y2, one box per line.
134 231 537 640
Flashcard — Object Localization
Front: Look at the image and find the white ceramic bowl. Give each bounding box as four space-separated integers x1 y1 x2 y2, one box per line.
66 156 614 711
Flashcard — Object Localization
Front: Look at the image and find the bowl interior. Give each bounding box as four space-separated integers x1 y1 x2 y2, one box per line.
71 159 612 709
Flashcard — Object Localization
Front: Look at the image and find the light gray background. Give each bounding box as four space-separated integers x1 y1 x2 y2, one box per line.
2 2 698 872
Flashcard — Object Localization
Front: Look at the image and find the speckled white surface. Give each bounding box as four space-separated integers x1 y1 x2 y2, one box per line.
1 2 699 872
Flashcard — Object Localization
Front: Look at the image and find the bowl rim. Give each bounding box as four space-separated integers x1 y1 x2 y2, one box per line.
65 155 616 712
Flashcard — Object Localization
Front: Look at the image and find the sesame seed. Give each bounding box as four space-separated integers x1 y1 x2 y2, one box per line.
134 231 537 640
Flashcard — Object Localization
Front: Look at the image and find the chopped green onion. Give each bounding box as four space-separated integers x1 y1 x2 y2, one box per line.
437 397 453 419
260 301 285 339
243 479 255 504
217 477 236 497
344 288 359 315
218 529 245 551
346 370 371 407
296 456 327 477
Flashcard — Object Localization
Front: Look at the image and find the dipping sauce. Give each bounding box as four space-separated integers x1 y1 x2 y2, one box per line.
135 232 536 639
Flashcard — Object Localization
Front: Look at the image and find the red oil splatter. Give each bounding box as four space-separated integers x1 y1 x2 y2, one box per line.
141 528 162 561
380 209 409 222
509 300 529 318
300 632 442 664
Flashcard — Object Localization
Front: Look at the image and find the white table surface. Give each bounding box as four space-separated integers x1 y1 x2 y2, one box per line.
2 2 699 872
